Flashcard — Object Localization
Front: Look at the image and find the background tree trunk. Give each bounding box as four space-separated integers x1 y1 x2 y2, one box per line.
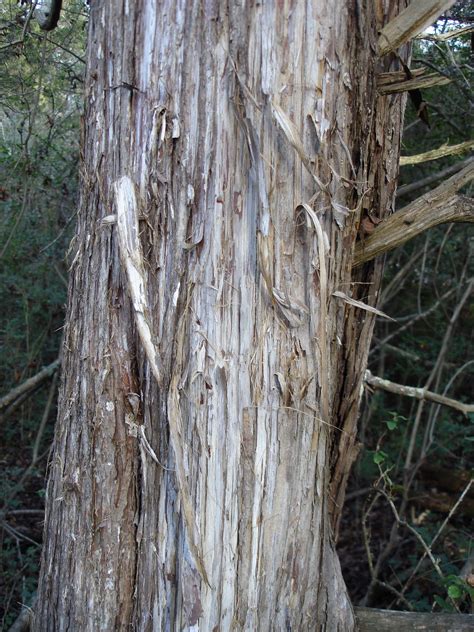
34 1 409 629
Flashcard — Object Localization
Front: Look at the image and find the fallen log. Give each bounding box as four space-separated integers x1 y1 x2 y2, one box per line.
355 607 474 631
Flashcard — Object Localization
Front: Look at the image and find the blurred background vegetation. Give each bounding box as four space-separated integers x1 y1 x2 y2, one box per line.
339 1 474 616
0 1 87 627
0 0 473 629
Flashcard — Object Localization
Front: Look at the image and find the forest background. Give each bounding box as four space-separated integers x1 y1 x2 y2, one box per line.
0 0 473 628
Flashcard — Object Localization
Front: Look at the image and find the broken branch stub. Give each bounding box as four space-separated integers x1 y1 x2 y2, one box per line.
378 0 459 56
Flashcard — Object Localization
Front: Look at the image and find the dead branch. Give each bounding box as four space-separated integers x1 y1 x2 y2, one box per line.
400 480 474 601
7 596 36 632
377 72 451 95
420 463 474 497
377 68 426 85
355 607 474 631
0 359 59 413
364 370 474 416
416 25 474 41
397 156 473 198
372 285 462 356
353 162 474 266
400 140 474 166
411 491 474 519
378 1 459 56
407 279 473 469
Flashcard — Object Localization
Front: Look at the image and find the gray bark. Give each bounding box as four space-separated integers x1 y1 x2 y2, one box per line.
35 1 410 629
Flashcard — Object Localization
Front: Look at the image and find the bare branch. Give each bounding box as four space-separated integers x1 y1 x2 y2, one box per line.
397 156 473 198
400 140 474 165
0 359 59 414
377 72 451 95
377 68 426 85
365 370 474 416
398 479 474 603
378 1 459 56
372 284 460 353
353 162 474 266
416 24 474 41
355 607 474 631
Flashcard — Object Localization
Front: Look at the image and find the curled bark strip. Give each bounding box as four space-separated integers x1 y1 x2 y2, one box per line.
270 101 327 192
297 204 329 426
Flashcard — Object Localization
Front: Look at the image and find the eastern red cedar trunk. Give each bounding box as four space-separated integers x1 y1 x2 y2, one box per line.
35 1 408 629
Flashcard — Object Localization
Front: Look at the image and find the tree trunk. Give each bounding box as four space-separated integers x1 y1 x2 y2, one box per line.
34 1 409 629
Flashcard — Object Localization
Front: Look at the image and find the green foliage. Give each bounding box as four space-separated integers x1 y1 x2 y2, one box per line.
434 574 474 612
373 450 388 465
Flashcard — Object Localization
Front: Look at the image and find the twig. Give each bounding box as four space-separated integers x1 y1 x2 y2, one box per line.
397 479 474 603
364 370 474 416
405 278 473 471
0 509 44 517
360 488 413 609
375 489 447 588
422 359 474 456
1 520 40 547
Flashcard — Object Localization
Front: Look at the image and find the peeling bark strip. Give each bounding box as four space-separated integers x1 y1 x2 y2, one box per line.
114 176 210 586
114 177 162 384
34 1 434 629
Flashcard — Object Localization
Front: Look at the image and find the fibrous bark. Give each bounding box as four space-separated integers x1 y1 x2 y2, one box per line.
35 1 411 629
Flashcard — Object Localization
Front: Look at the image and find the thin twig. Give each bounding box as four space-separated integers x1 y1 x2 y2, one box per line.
397 479 474 603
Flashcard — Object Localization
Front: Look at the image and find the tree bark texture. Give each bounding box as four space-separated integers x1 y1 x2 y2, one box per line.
35 1 409 630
